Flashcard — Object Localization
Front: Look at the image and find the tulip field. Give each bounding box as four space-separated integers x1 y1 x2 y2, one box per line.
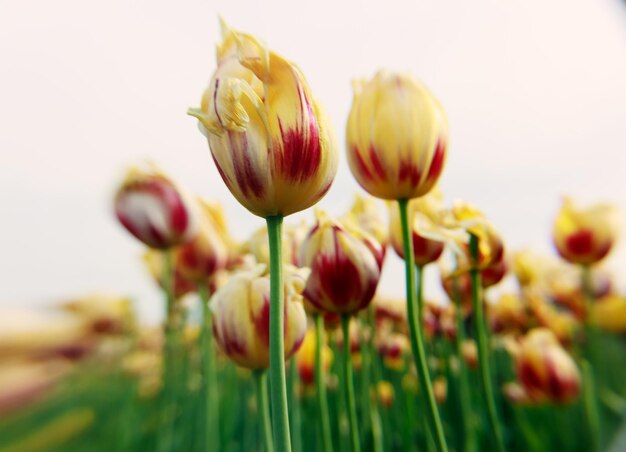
2 18 626 452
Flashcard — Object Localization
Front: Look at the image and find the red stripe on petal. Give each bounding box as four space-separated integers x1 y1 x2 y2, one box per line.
423 137 447 187
368 146 386 179
398 158 421 187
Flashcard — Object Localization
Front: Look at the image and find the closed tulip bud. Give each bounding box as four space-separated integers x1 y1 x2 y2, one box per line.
188 20 338 218
481 258 508 288
300 211 382 315
511 250 550 288
461 340 478 369
114 163 198 249
373 296 407 326
61 294 136 336
296 327 333 386
527 292 580 343
488 294 527 333
515 328 580 404
346 71 447 200
441 270 473 311
143 250 197 299
342 194 388 249
389 194 445 266
452 201 504 268
590 294 626 333
553 197 619 265
376 381 395 408
174 199 231 282
210 265 308 370
433 377 448 405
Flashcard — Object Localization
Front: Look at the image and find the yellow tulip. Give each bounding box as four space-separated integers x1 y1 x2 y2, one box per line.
590 294 626 333
210 265 308 370
346 71 447 200
188 20 338 218
376 381 395 408
300 211 383 315
553 197 619 265
295 326 333 386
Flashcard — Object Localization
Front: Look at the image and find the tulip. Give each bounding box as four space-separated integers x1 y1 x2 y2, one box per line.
376 381 394 408
346 69 449 452
346 71 447 201
342 194 388 250
461 340 478 370
553 197 619 266
174 199 231 283
433 377 448 405
453 201 506 452
210 265 307 370
515 328 580 404
189 22 339 450
527 291 580 344
300 210 383 315
188 20 338 219
114 163 198 249
590 294 626 333
296 327 333 386
61 294 136 336
487 293 527 334
389 194 445 266
511 249 551 288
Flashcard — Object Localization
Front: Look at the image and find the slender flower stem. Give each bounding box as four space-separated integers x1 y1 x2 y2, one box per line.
365 307 384 452
580 265 601 452
581 265 594 324
582 360 601 452
452 274 476 452
341 315 361 452
254 371 275 452
398 199 448 452
287 359 302 452
159 249 177 452
314 314 334 452
469 234 505 452
198 282 219 452
266 215 292 452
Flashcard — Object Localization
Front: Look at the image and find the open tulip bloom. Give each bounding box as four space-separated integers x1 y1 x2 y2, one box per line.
189 20 338 452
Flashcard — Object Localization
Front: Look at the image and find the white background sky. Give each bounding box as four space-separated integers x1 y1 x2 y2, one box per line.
1 0 625 324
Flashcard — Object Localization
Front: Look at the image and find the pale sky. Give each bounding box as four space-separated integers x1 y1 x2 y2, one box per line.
1 0 625 324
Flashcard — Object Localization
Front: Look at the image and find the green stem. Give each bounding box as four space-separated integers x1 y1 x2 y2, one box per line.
341 315 361 452
158 249 176 452
398 199 448 452
365 307 384 452
469 234 505 452
198 282 219 451
255 371 275 452
266 215 292 452
315 315 334 452
452 274 476 452
580 265 601 452
582 360 601 452
288 358 302 452
581 265 594 324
